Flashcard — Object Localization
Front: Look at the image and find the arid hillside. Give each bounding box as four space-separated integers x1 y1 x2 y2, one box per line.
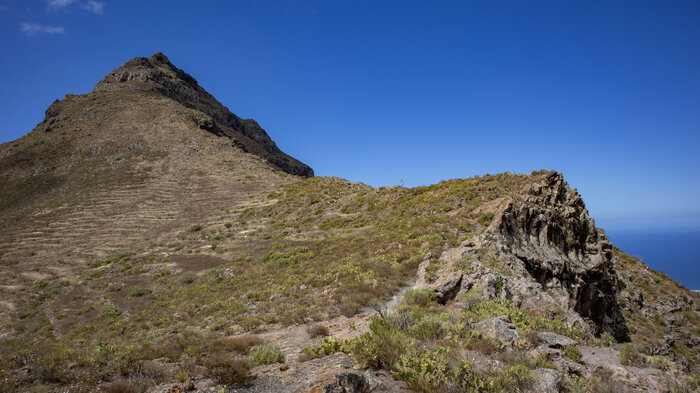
0 54 697 393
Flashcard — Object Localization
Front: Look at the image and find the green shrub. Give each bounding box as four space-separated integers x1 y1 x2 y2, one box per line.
491 364 536 392
127 286 151 298
562 345 582 362
457 287 484 310
249 343 285 365
176 272 196 285
105 283 122 293
224 222 233 228
187 225 202 232
203 353 251 386
599 331 616 347
535 352 555 369
620 342 644 366
393 346 452 391
409 316 447 340
477 212 494 226
298 337 343 362
403 288 437 307
344 317 414 370
409 229 423 239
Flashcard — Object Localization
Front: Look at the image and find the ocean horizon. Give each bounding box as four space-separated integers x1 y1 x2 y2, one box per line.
606 229 700 291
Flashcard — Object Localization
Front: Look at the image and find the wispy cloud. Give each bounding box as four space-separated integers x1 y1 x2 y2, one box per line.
46 0 76 9
20 22 66 36
82 0 104 14
45 0 105 14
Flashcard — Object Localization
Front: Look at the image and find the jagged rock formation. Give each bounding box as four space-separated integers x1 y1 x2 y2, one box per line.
421 171 629 341
498 171 628 340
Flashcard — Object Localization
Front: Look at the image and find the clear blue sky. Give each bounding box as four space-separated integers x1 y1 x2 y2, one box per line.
1 1 699 231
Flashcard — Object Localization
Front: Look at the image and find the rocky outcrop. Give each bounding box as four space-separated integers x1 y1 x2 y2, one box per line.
422 171 629 341
93 52 313 177
497 171 628 340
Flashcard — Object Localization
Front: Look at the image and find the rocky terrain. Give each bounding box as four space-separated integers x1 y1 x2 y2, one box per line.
0 53 697 393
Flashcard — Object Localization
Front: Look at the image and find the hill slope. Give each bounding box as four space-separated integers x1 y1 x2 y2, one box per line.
0 55 697 393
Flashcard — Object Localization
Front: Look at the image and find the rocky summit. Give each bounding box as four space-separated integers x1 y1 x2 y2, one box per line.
0 54 698 393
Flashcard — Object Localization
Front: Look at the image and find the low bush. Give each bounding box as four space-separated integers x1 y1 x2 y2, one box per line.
599 331 616 347
102 380 139 393
298 337 343 362
403 289 437 307
620 342 644 366
393 346 452 391
490 364 536 392
307 323 329 338
217 335 264 353
249 343 285 365
127 286 151 298
344 317 414 370
409 316 447 340
203 353 250 386
562 345 582 362
176 272 195 285
457 287 484 310
477 212 494 226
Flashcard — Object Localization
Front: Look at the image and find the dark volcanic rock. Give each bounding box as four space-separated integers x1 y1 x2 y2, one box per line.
430 171 629 342
498 171 628 340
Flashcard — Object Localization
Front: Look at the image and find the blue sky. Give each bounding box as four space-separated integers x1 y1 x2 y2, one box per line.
1 1 699 231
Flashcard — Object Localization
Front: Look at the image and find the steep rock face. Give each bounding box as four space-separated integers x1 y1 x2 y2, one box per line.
93 52 313 177
497 171 629 340
425 171 629 341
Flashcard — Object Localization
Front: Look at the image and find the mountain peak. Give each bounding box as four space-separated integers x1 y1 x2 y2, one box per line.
93 53 313 177
94 51 199 93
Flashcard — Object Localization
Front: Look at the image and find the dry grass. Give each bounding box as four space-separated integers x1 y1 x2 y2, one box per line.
217 335 265 354
307 323 329 338
101 380 138 393
203 353 251 386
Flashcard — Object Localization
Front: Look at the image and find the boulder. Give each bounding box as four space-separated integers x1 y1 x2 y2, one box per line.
323 372 368 393
473 315 519 342
533 368 563 392
537 332 576 348
429 270 463 303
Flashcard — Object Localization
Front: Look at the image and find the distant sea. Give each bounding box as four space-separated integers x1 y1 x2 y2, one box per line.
606 229 700 291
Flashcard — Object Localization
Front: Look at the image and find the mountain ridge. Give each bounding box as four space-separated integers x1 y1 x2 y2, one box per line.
0 55 697 393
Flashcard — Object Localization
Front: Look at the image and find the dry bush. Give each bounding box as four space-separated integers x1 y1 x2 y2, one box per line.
216 335 265 353
307 323 329 338
522 330 539 346
203 353 251 386
102 380 138 393
466 336 499 355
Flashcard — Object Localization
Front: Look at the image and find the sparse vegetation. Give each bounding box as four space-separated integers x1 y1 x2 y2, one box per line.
619 342 644 366
249 343 285 365
203 353 251 386
307 323 329 338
